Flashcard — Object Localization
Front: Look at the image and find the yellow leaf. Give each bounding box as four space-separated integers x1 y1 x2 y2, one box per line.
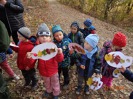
87 77 93 85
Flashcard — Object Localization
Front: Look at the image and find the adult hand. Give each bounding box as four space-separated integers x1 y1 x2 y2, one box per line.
0 0 7 5
119 66 126 73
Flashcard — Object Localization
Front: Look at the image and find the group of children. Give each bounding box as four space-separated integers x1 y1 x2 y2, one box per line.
1 18 133 99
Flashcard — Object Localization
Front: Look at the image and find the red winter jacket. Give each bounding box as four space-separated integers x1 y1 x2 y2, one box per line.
38 53 64 77
11 41 36 70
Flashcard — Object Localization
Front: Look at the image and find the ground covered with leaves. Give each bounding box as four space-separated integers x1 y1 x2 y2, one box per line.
3 0 133 99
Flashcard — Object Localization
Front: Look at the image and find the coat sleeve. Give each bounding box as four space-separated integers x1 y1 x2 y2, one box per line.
76 54 86 67
5 0 24 13
10 46 19 53
79 28 84 33
94 53 101 74
122 69 133 82
24 57 37 69
55 53 64 63
79 32 84 47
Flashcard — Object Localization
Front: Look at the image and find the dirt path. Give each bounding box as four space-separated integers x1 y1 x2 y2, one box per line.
6 0 133 99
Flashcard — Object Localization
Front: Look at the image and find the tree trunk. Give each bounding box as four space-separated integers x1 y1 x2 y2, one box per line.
126 1 133 14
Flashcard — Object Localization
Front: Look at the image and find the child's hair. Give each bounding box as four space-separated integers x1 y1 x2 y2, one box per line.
84 18 92 27
112 32 127 47
36 23 51 37
70 21 79 30
18 27 31 39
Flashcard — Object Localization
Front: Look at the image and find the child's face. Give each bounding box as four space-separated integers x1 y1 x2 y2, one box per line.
54 31 63 42
37 35 51 44
17 33 27 42
84 41 93 52
71 26 78 34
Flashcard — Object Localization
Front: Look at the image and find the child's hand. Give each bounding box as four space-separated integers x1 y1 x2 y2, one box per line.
57 48 62 54
119 66 126 73
69 49 74 55
25 66 30 70
80 65 85 70
27 52 33 58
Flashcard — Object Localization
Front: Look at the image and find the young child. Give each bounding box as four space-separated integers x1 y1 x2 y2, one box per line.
35 23 64 99
68 21 84 46
11 27 38 90
100 32 127 89
120 66 133 99
0 48 19 80
75 34 101 95
68 21 84 66
52 25 71 89
79 18 96 38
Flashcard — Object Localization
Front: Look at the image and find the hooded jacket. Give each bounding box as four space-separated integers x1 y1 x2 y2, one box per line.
11 40 36 70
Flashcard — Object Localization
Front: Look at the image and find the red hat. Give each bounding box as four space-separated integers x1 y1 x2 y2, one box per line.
112 32 127 47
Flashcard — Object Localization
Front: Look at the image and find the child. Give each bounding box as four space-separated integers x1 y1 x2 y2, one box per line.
68 21 84 66
68 21 84 46
36 23 64 99
120 66 133 99
100 32 127 89
79 18 96 38
75 34 101 95
52 25 71 89
11 27 38 90
0 48 19 80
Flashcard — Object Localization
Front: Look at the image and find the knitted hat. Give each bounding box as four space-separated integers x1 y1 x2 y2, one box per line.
85 34 99 48
37 23 51 36
18 27 31 39
84 18 92 27
112 32 127 47
70 21 79 29
52 25 63 34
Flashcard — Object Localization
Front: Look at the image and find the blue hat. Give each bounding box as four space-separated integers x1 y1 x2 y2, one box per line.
84 18 92 27
85 34 99 48
71 21 79 29
52 25 63 34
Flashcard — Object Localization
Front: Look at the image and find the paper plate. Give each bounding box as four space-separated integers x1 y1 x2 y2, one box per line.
88 77 103 91
31 42 58 60
68 43 85 54
113 69 121 78
105 51 133 68
10 43 19 48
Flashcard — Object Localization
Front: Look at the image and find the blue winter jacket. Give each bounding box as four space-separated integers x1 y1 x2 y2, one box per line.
76 51 101 77
54 33 71 68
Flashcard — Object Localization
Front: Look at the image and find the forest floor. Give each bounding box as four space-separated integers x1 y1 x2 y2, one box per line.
4 0 133 99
